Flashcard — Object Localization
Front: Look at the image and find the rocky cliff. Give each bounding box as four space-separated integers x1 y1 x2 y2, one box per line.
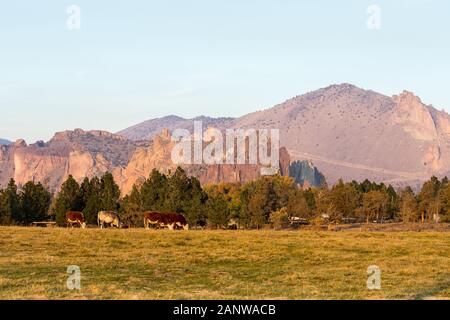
4 84 447 193
0 129 141 193
120 84 450 188
0 128 292 195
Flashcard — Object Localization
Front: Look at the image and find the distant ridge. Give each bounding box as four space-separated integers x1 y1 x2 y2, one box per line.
117 115 235 141
118 83 450 187
2 84 450 191
0 138 11 145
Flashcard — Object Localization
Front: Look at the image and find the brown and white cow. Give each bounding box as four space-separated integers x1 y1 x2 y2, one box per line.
143 211 189 230
66 211 86 229
97 211 122 229
143 211 164 230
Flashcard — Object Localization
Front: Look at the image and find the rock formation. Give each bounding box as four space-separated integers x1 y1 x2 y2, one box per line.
4 84 449 193
0 128 293 195
119 84 450 187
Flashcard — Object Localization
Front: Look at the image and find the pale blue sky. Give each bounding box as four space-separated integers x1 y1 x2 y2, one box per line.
1 0 449 142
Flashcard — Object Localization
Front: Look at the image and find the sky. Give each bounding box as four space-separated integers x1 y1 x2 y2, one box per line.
1 0 449 142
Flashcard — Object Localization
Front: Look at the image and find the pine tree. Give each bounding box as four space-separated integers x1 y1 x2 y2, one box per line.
82 177 103 225
361 190 390 223
140 169 168 211
0 179 20 225
100 172 120 211
399 187 418 222
418 176 441 223
51 175 83 226
286 189 311 219
206 193 230 229
119 185 143 227
19 181 51 225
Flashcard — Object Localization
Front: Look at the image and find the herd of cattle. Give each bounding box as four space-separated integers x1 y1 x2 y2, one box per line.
66 211 189 230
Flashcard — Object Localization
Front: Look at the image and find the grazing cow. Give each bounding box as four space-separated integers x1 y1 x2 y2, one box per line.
66 211 86 229
97 211 122 229
167 212 189 230
143 211 189 230
143 211 164 230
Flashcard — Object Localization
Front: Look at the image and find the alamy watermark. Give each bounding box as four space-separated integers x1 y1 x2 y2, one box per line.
171 121 280 175
66 5 81 30
367 265 381 290
367 5 381 30
67 265 81 290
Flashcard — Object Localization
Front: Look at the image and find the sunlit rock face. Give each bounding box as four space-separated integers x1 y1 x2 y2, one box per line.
1 128 291 196
4 84 450 193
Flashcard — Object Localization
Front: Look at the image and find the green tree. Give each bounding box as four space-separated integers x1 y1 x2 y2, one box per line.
205 193 230 229
0 179 20 225
439 182 450 222
163 167 207 226
81 177 103 225
100 172 120 211
286 189 311 219
140 169 168 211
399 187 418 222
248 188 267 229
418 176 441 223
51 175 83 226
18 181 51 225
360 190 390 223
328 179 361 222
269 207 290 230
119 185 143 227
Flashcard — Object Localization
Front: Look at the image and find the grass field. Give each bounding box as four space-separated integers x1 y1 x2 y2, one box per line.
0 226 449 300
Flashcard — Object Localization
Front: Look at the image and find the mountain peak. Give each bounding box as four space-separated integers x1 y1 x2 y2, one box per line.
393 91 425 110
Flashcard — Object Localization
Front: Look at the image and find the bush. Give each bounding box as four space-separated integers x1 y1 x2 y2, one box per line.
269 207 290 230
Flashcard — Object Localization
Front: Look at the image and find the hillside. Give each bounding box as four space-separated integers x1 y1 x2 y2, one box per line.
3 83 449 192
117 115 234 141
119 84 450 187
0 129 295 195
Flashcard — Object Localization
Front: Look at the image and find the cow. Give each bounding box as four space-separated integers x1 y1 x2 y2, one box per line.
97 211 122 229
143 211 189 230
167 212 189 230
143 211 164 230
66 211 86 229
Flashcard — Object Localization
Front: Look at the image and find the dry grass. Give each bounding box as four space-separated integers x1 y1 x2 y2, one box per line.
0 227 449 300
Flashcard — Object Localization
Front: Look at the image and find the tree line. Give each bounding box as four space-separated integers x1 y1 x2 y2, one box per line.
1 168 450 228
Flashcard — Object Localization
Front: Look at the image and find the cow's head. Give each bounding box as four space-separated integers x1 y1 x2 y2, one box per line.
81 222 86 229
113 217 123 228
183 224 189 231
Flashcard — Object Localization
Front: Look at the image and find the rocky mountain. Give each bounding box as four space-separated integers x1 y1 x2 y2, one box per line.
0 139 11 145
289 160 326 188
232 84 450 188
112 129 291 195
3 83 447 194
118 115 234 141
119 84 450 188
0 130 144 193
0 128 293 195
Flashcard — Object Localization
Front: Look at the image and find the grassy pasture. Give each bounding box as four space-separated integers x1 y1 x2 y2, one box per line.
0 226 449 300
